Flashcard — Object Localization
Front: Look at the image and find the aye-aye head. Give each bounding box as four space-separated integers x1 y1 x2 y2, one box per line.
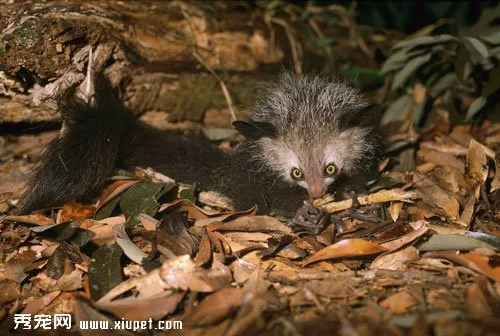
233 73 382 199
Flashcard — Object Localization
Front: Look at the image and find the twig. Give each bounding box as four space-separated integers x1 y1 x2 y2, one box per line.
314 189 420 213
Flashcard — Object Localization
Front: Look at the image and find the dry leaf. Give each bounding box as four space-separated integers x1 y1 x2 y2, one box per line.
370 246 420 270
466 139 490 184
208 215 292 234
96 292 186 321
417 148 465 173
95 180 140 210
413 173 460 220
58 201 95 223
380 290 417 314
159 255 232 292
389 201 403 222
4 214 54 226
303 239 387 266
464 283 494 319
184 287 250 327
424 251 500 282
20 291 61 315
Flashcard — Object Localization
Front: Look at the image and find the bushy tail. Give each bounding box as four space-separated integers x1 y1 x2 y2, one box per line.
15 71 126 214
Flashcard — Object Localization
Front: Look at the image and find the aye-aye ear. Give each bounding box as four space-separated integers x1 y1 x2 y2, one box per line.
232 120 277 138
345 104 383 128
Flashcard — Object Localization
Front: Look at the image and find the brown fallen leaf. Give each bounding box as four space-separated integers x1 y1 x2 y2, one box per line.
423 251 500 282
95 179 140 210
417 148 465 173
57 201 95 223
20 291 61 315
208 215 292 234
159 255 232 292
184 287 250 327
303 239 387 266
380 221 429 251
4 214 54 226
370 246 420 270
389 201 403 222
413 173 460 220
466 139 490 184
96 291 186 321
380 290 417 314
0 279 20 305
464 283 494 320
139 213 159 230
420 141 468 156
458 194 476 228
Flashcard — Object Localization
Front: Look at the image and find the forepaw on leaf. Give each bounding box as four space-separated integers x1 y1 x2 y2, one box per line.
289 200 330 234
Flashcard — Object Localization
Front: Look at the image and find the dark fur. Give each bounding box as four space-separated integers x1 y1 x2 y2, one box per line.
16 74 382 216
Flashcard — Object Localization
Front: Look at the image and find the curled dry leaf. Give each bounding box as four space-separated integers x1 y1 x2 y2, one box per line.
112 224 148 264
139 213 159 231
370 246 420 270
315 188 420 213
420 141 468 156
417 148 465 173
95 291 186 321
413 173 460 220
159 255 232 292
208 215 292 234
380 222 429 251
303 239 388 266
20 291 61 315
458 194 476 228
95 180 140 210
184 287 250 327
389 201 403 222
58 201 95 223
83 217 125 246
97 269 165 305
423 251 500 282
4 214 54 226
466 139 490 184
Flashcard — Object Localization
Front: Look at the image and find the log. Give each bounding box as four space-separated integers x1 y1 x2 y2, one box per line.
0 1 379 126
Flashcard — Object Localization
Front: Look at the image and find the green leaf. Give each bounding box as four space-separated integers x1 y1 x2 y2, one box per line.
464 36 489 61
119 182 162 227
416 234 497 251
88 244 124 301
381 49 428 74
480 30 500 45
341 67 385 82
381 94 412 125
391 53 432 90
300 11 312 21
465 96 487 121
318 37 335 47
392 35 458 51
429 72 456 97
94 197 120 221
385 139 415 153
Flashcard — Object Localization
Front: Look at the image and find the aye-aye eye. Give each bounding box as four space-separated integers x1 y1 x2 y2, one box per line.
290 167 303 180
324 163 336 176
